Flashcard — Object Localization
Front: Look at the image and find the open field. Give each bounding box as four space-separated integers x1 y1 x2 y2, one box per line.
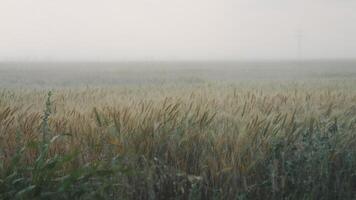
0 61 356 199
1 60 356 87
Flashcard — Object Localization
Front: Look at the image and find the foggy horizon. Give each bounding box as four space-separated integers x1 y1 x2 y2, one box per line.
2 58 356 63
1 0 356 62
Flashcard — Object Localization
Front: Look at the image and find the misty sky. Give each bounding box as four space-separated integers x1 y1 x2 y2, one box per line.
1 0 356 61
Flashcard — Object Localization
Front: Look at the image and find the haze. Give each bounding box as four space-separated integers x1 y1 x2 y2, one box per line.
1 0 356 61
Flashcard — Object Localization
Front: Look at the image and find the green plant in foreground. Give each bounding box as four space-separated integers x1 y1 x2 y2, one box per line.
0 92 106 199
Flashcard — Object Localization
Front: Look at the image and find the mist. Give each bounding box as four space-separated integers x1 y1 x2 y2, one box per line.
1 0 356 61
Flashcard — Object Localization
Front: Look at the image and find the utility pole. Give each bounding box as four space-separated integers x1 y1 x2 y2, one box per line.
296 29 303 64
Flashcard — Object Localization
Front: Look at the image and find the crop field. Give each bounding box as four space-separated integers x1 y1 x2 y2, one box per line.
0 61 356 199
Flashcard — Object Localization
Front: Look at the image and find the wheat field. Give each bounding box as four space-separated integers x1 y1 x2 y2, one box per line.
1 62 356 199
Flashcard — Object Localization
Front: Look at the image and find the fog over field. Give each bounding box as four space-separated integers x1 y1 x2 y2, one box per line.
1 0 356 61
0 61 355 88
